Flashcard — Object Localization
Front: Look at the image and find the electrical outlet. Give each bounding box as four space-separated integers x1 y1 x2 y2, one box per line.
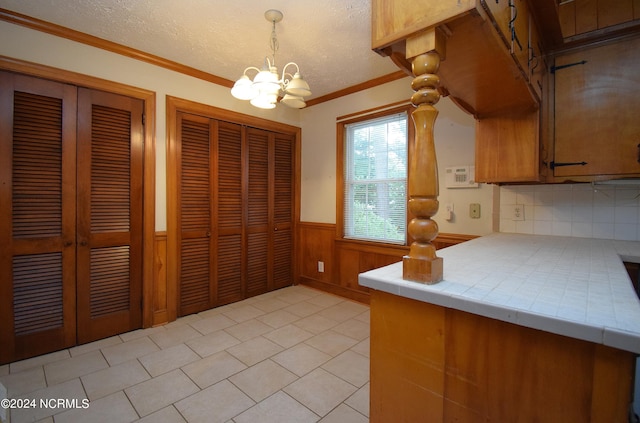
318 261 324 273
469 203 481 218
513 204 525 221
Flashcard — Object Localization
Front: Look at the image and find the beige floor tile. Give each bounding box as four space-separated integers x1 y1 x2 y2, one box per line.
136 405 186 423
305 294 345 308
284 368 357 417
322 350 369 388
283 301 325 317
44 350 108 386
101 336 159 366
54 391 137 423
125 369 198 417
149 324 201 349
0 364 8 376
81 359 150 401
228 359 297 402
163 314 202 329
233 391 319 423
294 314 339 334
189 313 236 335
345 383 369 417
354 309 370 324
331 319 370 341
226 336 283 366
274 290 315 305
0 366 45 397
304 331 358 356
9 350 70 374
263 324 314 349
221 304 265 323
257 309 300 328
319 403 368 423
10 378 86 423
68 336 122 357
186 330 241 358
272 344 331 377
139 343 199 377
223 319 273 342
251 297 291 313
317 301 369 322
118 325 165 343
181 351 246 389
174 379 255 423
350 338 370 358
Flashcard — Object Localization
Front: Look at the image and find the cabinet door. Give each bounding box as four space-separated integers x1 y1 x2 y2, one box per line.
554 36 640 177
177 114 214 315
0 72 77 364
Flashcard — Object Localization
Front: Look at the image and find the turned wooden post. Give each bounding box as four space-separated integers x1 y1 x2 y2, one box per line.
403 30 445 284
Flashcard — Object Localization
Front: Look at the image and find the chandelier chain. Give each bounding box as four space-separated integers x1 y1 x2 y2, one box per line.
269 19 279 64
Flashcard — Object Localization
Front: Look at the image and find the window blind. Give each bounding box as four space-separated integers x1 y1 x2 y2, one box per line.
344 112 408 244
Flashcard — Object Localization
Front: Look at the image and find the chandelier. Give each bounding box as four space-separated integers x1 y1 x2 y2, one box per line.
231 9 312 109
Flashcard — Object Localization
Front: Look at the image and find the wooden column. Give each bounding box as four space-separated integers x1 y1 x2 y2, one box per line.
403 29 445 283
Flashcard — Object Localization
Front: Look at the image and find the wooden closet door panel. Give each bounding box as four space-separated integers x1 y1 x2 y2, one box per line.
215 122 243 305
247 127 270 297
76 88 143 344
0 72 77 364
178 114 213 316
273 133 294 289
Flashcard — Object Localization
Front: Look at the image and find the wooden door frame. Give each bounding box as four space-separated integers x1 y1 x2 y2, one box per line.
166 95 301 323
0 56 157 329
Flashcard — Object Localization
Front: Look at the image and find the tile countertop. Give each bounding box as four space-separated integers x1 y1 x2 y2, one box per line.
359 233 640 354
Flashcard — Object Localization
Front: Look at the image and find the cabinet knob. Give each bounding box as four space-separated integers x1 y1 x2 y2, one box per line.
206 231 211 237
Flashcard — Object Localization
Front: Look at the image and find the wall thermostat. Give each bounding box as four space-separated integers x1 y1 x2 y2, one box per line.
445 166 479 189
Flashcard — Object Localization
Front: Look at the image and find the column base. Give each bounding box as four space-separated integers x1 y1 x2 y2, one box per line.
402 255 443 284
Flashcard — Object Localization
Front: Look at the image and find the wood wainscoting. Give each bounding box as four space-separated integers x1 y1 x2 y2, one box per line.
297 222 477 303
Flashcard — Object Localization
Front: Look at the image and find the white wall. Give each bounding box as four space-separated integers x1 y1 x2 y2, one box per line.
299 78 495 236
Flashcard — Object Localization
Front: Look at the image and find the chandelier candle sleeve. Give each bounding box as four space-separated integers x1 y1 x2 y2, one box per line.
231 9 311 109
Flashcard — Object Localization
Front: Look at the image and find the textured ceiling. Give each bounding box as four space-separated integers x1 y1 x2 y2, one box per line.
0 0 402 101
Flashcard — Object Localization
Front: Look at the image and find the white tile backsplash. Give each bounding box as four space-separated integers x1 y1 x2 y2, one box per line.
500 184 640 241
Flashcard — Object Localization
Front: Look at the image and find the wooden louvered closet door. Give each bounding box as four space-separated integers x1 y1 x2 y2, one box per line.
177 114 214 315
0 72 144 364
273 133 294 289
0 72 78 364
76 88 143 344
176 113 295 316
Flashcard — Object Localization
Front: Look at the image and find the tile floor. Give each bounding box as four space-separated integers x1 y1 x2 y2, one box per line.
0 285 370 423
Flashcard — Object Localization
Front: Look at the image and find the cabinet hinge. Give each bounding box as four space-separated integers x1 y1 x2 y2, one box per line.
550 60 587 74
142 113 145 126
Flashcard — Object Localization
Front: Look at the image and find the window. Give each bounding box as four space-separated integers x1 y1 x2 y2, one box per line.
342 109 409 244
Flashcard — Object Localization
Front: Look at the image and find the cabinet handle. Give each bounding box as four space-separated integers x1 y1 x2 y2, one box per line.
63 241 72 247
206 231 211 237
80 241 87 246
637 144 640 164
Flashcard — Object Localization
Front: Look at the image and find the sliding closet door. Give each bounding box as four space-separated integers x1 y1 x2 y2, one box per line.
75 88 143 344
214 121 244 305
0 72 78 363
177 114 214 315
273 133 294 289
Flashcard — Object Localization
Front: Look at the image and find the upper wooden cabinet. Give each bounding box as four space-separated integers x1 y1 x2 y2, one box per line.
372 0 540 118
552 34 640 180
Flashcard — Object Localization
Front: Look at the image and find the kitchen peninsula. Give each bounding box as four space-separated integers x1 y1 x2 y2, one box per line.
360 233 640 422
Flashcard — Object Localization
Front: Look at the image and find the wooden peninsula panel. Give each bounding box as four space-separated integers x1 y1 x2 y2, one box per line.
370 290 634 422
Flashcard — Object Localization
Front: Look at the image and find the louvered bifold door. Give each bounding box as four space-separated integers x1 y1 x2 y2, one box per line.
214 121 244 305
273 133 294 289
178 114 214 316
76 88 143 344
246 128 271 297
0 72 78 364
